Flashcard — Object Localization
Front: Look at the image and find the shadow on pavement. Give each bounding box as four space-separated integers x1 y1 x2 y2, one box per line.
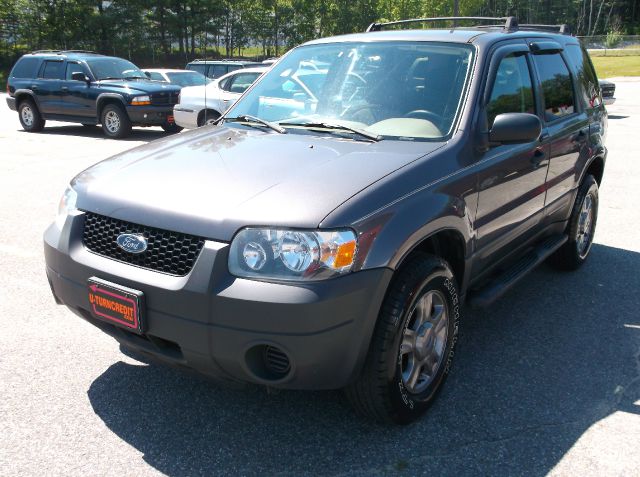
88 243 640 475
21 124 169 142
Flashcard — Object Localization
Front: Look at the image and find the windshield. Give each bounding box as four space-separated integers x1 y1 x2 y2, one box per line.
167 71 210 86
226 41 474 140
87 58 146 80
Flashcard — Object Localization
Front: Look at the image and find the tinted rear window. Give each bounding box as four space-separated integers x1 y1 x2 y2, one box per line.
565 44 601 109
40 60 64 79
187 64 206 75
11 57 40 78
533 53 575 121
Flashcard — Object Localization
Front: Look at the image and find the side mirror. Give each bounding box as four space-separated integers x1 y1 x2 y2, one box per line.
144 71 151 78
71 72 89 83
489 113 541 144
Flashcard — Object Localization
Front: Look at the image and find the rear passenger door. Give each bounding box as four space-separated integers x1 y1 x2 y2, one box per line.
35 59 65 114
473 43 548 272
529 41 590 221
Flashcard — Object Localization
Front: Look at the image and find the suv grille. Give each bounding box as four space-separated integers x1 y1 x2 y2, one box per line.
82 213 205 276
151 92 180 106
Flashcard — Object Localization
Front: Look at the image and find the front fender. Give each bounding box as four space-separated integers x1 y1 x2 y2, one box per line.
96 93 128 113
353 192 473 272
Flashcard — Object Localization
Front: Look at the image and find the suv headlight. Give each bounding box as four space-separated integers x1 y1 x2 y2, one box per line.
55 186 77 229
229 228 357 281
131 95 151 105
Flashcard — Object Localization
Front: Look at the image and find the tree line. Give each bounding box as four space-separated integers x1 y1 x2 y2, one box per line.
1 0 638 77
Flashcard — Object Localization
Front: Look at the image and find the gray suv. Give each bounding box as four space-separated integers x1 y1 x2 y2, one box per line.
44 17 607 424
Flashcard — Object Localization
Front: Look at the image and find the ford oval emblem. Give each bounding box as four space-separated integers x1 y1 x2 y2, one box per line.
116 234 148 254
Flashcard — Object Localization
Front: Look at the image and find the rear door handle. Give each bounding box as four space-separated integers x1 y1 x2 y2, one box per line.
61 86 69 91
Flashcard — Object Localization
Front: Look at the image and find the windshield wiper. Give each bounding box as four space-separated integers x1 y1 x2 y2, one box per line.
124 75 148 80
225 115 286 134
279 121 381 142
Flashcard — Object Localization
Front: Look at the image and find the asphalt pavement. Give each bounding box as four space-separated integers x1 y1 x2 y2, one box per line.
0 82 639 476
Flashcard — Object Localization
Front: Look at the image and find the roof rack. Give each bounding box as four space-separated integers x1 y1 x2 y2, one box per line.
366 16 519 33
517 24 571 35
31 49 98 55
365 17 572 35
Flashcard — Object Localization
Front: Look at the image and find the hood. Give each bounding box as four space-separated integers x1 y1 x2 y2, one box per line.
72 126 444 241
98 79 181 95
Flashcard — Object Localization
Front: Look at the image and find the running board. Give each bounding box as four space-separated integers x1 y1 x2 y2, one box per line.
468 235 568 308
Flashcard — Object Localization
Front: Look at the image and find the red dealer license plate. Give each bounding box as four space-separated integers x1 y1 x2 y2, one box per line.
88 278 145 334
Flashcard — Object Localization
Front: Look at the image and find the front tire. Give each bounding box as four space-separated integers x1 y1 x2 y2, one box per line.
549 174 599 270
100 103 132 139
346 254 460 424
18 99 45 132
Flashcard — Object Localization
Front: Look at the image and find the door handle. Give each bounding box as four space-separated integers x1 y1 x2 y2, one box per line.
61 86 69 91
539 132 549 143
531 147 546 167
31 85 38 90
571 129 587 142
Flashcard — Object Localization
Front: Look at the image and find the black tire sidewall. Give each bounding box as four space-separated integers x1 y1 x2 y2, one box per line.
571 177 598 261
387 265 460 423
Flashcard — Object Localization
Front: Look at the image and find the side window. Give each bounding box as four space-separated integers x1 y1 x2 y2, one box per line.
65 62 88 80
532 53 576 121
487 54 535 127
565 44 601 109
10 57 40 78
227 73 260 94
40 60 64 80
212 65 227 78
188 64 206 75
148 72 165 81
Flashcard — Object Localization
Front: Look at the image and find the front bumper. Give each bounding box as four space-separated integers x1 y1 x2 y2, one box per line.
6 96 17 111
125 105 176 126
44 211 392 389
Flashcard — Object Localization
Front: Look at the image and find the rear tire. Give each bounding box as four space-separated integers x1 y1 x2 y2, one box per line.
100 103 132 139
197 109 220 127
346 253 460 424
18 99 45 132
549 174 599 270
161 123 183 134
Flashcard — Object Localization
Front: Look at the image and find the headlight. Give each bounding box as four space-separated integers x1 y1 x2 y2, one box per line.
55 186 77 229
229 228 358 281
131 95 151 105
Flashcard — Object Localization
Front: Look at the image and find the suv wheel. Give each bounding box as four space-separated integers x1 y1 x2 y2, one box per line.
549 174 599 270
161 123 183 134
101 103 132 139
18 99 45 132
346 253 460 424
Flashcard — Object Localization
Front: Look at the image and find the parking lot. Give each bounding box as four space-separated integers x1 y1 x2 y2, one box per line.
1 81 639 476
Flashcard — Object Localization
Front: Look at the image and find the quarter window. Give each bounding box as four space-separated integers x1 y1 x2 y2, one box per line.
40 60 64 79
565 44 601 109
487 54 535 127
533 53 575 121
11 57 39 78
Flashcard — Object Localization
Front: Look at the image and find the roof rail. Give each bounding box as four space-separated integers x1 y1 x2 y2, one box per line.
31 49 98 55
518 24 571 35
366 16 519 33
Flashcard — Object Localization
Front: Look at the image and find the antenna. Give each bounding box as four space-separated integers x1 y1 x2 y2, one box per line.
204 17 208 125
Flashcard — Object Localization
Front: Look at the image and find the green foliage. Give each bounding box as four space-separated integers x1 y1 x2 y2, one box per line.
0 0 638 71
605 30 623 48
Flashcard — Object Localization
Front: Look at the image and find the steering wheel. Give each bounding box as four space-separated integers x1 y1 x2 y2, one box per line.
404 109 442 126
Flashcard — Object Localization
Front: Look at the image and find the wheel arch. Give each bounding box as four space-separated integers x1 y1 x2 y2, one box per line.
584 155 605 186
197 108 221 126
14 89 39 109
96 94 127 119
